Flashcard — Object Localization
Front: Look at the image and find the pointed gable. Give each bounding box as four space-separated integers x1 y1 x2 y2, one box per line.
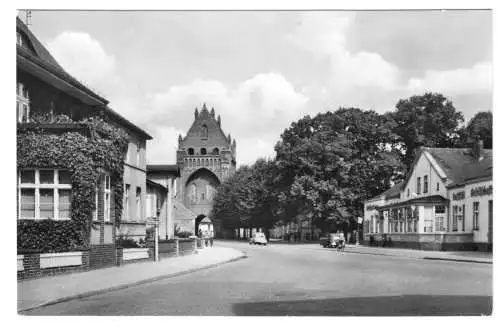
180 104 232 149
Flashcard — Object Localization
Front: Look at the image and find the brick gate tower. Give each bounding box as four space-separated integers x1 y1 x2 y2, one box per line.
176 104 236 234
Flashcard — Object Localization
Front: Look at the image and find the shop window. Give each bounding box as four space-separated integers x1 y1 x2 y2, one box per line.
17 82 30 123
473 202 480 230
18 169 72 220
423 175 428 193
417 177 421 194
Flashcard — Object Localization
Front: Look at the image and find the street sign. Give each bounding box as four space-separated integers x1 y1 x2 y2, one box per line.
357 217 363 224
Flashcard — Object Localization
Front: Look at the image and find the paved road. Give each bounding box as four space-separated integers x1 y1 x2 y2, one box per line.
25 241 492 316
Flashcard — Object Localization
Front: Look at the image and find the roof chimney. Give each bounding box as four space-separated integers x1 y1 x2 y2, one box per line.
472 138 484 161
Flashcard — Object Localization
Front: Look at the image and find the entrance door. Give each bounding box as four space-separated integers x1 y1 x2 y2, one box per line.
488 200 493 250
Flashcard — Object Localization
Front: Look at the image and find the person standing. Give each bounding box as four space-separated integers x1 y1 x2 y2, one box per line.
209 230 214 247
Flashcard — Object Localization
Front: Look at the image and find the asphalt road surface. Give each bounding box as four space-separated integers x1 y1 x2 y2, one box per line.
25 241 492 316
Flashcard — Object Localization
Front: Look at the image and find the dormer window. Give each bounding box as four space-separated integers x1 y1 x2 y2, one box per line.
17 82 30 123
417 177 421 195
407 189 410 197
200 148 207 155
17 31 23 46
188 148 194 155
213 148 219 155
423 175 428 194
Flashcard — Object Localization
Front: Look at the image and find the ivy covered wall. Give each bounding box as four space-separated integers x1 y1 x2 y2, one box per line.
17 116 129 253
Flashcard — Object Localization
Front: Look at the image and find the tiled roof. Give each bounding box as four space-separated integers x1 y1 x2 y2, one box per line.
146 179 168 192
370 182 403 200
147 164 180 174
425 147 493 187
105 107 153 140
17 17 108 105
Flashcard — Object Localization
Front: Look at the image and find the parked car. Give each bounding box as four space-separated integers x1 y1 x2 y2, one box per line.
249 232 268 245
320 233 344 248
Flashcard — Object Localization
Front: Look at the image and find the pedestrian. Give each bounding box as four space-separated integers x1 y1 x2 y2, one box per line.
204 230 209 247
209 230 214 247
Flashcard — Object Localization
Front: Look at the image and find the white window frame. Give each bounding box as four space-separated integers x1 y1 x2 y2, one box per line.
104 175 111 222
17 82 30 123
18 169 71 220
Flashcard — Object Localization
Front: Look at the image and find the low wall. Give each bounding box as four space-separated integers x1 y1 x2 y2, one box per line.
363 233 478 251
89 244 116 269
17 251 90 280
178 238 196 255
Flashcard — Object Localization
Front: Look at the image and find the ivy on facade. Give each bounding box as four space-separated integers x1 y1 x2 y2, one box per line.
17 114 129 253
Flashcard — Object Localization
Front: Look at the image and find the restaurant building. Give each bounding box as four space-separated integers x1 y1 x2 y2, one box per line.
364 141 492 251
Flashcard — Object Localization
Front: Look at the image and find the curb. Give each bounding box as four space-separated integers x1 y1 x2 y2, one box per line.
344 250 491 264
19 253 247 314
422 257 492 264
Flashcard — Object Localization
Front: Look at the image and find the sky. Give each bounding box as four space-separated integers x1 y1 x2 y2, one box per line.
21 10 492 166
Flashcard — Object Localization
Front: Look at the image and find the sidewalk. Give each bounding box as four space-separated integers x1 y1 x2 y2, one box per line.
18 246 246 313
344 244 492 264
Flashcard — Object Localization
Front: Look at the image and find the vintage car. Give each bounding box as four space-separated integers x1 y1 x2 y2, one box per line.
249 232 268 245
320 233 344 248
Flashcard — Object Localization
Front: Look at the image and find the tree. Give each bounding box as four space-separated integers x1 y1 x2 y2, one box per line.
389 93 464 168
460 111 493 149
274 108 403 233
210 158 281 237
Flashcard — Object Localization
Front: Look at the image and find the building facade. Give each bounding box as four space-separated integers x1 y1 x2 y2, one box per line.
16 17 155 279
176 104 236 234
364 142 492 251
146 164 180 240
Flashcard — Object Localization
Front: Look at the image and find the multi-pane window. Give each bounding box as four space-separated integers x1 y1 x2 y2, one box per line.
423 175 428 194
17 82 30 123
436 183 440 191
407 189 410 197
104 175 111 222
417 177 421 194
473 202 479 230
18 169 71 220
424 218 433 233
136 187 142 220
434 205 446 232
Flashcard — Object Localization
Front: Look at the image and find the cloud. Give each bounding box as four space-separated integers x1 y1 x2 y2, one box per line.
146 126 185 164
145 73 308 165
47 31 121 97
407 62 492 95
289 12 400 92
